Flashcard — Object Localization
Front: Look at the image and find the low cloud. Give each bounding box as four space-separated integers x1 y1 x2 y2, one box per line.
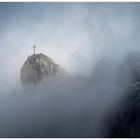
0 2 139 137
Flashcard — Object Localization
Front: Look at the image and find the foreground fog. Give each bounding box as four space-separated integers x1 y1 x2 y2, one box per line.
0 2 140 137
0 60 126 137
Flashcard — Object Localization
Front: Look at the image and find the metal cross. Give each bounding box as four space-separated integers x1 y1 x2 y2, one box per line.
33 45 36 54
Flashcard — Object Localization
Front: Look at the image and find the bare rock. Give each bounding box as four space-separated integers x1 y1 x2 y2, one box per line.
20 53 67 86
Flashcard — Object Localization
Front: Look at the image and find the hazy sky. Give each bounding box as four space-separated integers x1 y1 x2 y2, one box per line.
0 2 140 89
0 3 140 137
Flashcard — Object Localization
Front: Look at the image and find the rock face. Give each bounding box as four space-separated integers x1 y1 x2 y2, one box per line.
20 53 67 86
119 52 140 85
108 52 140 138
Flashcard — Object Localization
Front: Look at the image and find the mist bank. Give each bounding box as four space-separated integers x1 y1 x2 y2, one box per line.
0 3 140 137
0 53 135 138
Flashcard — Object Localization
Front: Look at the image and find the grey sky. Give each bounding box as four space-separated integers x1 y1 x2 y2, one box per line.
0 3 140 137
0 2 140 89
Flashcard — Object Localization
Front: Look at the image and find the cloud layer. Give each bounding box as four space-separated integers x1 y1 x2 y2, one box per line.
0 2 140 137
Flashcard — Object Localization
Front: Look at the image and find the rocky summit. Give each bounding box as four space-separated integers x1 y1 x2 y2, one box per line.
20 53 67 86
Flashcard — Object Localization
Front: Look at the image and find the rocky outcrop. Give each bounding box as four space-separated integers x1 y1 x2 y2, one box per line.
108 52 140 138
20 53 67 86
119 52 140 85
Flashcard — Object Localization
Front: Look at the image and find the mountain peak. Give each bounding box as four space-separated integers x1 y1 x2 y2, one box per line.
20 53 67 86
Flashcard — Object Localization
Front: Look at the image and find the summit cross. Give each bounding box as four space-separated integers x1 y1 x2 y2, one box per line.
33 45 36 54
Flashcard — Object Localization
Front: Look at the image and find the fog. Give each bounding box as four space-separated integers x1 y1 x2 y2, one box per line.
0 2 140 137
